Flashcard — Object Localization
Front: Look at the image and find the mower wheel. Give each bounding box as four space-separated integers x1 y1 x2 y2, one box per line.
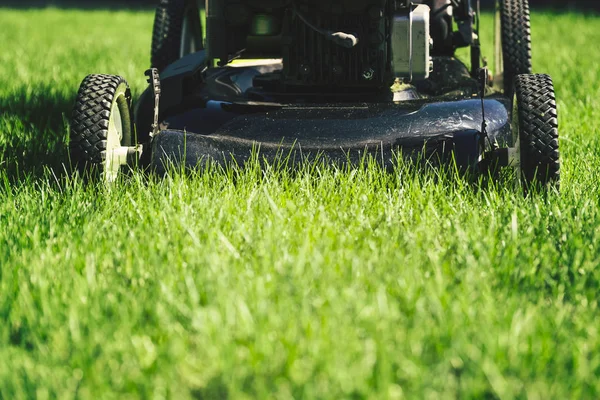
514 74 560 189
70 74 135 182
495 0 532 96
151 0 203 72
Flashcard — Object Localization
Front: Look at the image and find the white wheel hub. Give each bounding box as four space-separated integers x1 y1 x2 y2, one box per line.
510 94 522 183
105 95 133 182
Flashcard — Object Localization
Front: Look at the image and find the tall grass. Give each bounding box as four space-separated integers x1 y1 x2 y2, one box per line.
1 8 599 399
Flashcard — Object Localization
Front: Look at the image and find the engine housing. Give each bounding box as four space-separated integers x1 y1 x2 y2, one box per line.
206 0 431 89
280 1 394 89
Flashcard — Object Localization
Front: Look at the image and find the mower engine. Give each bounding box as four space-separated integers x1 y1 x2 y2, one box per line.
206 0 432 89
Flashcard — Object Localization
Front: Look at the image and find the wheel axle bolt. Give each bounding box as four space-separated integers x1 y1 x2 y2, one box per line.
300 64 311 76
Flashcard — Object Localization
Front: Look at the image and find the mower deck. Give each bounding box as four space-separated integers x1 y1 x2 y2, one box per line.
142 58 514 173
151 96 513 172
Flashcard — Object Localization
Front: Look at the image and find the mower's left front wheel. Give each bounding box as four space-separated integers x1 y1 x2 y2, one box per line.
70 74 137 182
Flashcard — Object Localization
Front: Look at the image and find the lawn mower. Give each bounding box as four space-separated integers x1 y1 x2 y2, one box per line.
69 0 559 187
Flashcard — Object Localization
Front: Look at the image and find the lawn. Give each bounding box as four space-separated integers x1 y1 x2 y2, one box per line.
1 6 600 400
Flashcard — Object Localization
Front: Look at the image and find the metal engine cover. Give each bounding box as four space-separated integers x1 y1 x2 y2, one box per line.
206 0 397 88
280 3 394 88
392 4 432 81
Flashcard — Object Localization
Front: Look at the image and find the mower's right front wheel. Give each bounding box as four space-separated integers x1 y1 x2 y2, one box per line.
495 0 533 97
513 74 560 190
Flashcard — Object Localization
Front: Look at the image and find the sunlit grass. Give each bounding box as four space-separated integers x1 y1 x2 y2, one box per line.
1 8 600 399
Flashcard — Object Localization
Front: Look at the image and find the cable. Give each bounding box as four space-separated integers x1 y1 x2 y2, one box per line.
291 2 359 49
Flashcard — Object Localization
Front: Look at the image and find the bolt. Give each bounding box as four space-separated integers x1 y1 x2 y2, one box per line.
300 64 311 76
362 68 375 81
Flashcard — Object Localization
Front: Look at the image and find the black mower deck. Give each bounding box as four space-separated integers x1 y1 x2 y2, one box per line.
138 57 514 173
151 96 512 172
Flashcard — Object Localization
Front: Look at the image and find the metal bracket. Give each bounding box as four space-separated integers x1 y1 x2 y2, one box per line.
478 145 520 180
145 68 161 138
478 67 490 152
454 0 475 48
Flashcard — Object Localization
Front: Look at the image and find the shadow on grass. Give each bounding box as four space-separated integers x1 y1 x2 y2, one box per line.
0 84 74 182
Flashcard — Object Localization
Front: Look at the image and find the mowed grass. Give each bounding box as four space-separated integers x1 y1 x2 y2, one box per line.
1 7 600 399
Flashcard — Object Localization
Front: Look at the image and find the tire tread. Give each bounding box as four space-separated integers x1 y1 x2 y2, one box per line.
501 0 533 93
151 0 201 71
70 74 130 169
515 74 560 187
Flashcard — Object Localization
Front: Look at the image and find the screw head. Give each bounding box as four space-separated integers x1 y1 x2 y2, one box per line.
300 64 311 76
362 68 375 80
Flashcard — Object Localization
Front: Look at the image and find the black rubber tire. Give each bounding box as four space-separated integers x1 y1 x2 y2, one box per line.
500 0 533 96
514 74 560 189
151 0 203 72
70 74 133 176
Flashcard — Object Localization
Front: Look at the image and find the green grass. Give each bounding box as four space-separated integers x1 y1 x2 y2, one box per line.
1 7 600 399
